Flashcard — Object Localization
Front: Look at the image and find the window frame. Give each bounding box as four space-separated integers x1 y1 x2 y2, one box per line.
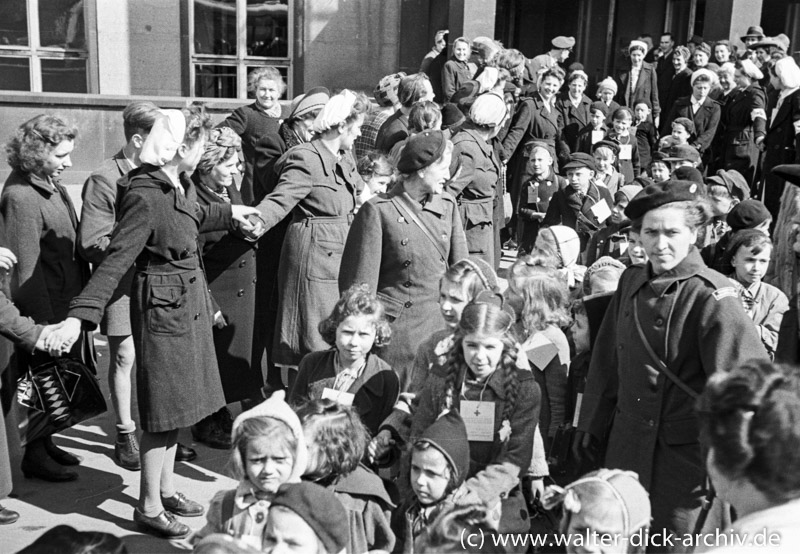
187 0 293 100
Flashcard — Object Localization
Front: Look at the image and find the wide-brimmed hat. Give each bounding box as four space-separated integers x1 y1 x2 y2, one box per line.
741 25 765 41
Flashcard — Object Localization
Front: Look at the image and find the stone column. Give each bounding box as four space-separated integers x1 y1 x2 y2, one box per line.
702 0 764 44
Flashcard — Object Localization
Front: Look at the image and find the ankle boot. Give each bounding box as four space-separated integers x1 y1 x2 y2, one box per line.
44 436 82 466
114 431 141 470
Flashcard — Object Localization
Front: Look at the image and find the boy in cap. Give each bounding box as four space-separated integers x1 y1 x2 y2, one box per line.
665 69 721 166
576 101 609 154
584 183 645 265
699 169 750 249
701 198 772 272
663 143 701 171
659 116 694 150
543 153 614 252
596 77 622 126
649 151 671 182
591 139 624 195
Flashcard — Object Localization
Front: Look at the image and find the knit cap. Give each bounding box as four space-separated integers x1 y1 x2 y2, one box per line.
270 482 349 554
374 72 406 108
542 225 581 268
726 199 771 231
457 256 500 292
597 77 618 95
415 410 470 487
232 390 308 482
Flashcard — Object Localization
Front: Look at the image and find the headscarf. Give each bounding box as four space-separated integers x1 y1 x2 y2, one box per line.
139 110 186 167
196 127 242 176
312 89 357 134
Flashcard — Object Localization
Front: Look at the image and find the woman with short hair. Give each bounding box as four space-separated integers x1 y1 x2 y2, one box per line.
556 69 593 154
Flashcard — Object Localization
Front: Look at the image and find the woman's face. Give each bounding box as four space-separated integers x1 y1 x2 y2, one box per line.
715 45 731 63
255 79 281 111
641 205 697 274
733 69 751 89
462 331 504 381
629 49 644 66
673 53 688 72
338 114 364 152
293 112 318 143
39 139 74 179
454 41 470 62
692 80 711 101
569 78 586 98
694 50 710 68
540 76 562 99
208 154 240 188
419 144 453 195
366 173 392 195
718 71 734 92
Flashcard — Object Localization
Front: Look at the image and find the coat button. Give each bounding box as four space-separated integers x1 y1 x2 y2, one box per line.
194 313 200 320
655 317 664 326
237 290 245 297
404 281 412 287
403 260 411 267
253 277 257 284
189 276 197 283
397 217 405 223
239 260 247 267
404 301 413 308
401 238 409 246
648 419 655 427
618 344 624 350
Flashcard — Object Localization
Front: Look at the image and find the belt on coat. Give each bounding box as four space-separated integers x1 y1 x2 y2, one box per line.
292 213 354 226
135 255 199 274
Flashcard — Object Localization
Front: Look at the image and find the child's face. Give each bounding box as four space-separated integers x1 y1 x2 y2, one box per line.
335 314 377 366
634 103 650 123
410 446 452 506
567 167 594 192
589 109 605 128
440 279 470 330
593 152 615 175
628 231 648 265
366 173 392 195
599 88 614 103
265 507 325 554
651 162 670 182
531 149 553 176
732 244 771 286
462 331 504 380
611 198 629 224
671 123 691 144
568 311 590 355
565 502 628 554
245 436 294 495
708 185 735 216
612 115 631 135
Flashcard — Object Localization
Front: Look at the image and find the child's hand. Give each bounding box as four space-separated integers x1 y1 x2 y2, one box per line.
368 430 394 463
527 477 545 501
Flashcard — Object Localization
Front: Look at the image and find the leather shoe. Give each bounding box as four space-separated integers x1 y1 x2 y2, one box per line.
133 508 190 539
191 414 232 449
0 505 19 525
114 432 141 471
175 442 197 462
44 438 82 466
161 491 204 517
21 456 78 482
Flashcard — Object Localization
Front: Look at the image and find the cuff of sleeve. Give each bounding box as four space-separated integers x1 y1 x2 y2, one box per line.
67 305 102 330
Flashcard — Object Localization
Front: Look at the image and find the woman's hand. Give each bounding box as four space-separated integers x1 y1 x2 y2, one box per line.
571 429 600 466
367 430 395 463
231 206 263 230
43 317 82 356
0 248 18 272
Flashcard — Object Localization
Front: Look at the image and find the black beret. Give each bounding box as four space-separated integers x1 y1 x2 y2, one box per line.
562 152 596 172
671 166 704 184
441 103 466 130
663 144 701 163
624 180 702 220
271 483 349 553
397 130 447 173
590 101 608 115
592 139 620 156
726 199 772 231
772 164 800 188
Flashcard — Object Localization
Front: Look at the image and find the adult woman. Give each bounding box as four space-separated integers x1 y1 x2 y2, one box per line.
714 40 735 65
759 56 800 220
660 46 693 135
442 37 473 102
339 130 468 384
693 42 712 70
190 127 262 448
617 40 661 124
698 360 800 550
556 70 593 154
666 69 722 167
447 93 506 265
52 106 261 538
720 60 767 185
1 115 93 482
221 66 285 204
575 181 768 541
254 90 369 375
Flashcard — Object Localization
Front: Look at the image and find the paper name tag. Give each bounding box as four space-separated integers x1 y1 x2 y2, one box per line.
461 400 495 441
619 144 633 160
590 199 612 223
591 130 605 144
527 185 540 204
321 388 354 407
572 393 583 427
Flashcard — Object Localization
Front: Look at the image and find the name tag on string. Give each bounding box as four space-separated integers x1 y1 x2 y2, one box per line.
619 144 633 160
321 388 354 407
590 199 612 223
461 400 495 441
572 393 583 428
527 185 540 204
591 130 604 144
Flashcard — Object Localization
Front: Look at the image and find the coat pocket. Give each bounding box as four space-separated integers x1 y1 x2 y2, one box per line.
461 201 494 226
307 225 346 282
147 283 190 336
376 292 406 323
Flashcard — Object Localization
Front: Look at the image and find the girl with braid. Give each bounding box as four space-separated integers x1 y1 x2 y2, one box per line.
407 292 541 532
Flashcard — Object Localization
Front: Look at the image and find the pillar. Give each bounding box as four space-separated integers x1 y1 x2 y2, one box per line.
702 0 764 44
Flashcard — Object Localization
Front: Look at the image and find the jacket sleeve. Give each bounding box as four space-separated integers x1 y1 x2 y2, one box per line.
501 100 533 161
542 355 569 438
757 288 790 359
253 133 287 201
446 142 477 197
442 61 458 102
649 66 661 117
0 290 42 352
448 200 469 263
195 201 233 233
220 107 248 136
751 88 768 140
288 353 312 404
339 200 382 294
254 148 316 230
77 172 118 265
632 140 641 177
542 191 563 227
695 105 721 153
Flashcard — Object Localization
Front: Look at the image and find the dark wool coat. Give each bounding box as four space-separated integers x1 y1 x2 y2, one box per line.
221 102 282 205
666 96 722 160
578 248 769 538
447 128 500 265
762 89 800 219
195 181 260 404
776 294 800 364
616 62 661 117
339 185 468 380
659 67 693 135
517 170 566 254
289 349 399 437
543 182 614 251
556 93 594 153
255 140 361 367
442 58 473 102
68 166 232 432
376 111 410 154
719 85 767 184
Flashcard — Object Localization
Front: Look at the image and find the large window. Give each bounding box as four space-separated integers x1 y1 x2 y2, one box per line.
190 0 291 99
0 0 91 92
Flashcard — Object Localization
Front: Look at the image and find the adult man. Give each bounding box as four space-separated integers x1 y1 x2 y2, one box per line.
420 29 448 74
654 32 676 103
524 36 575 93
740 25 766 50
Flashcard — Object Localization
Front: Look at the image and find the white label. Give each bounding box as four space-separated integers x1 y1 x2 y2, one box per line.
619 144 633 160
572 393 583 427
590 199 612 223
591 130 605 145
321 388 354 407
461 400 496 442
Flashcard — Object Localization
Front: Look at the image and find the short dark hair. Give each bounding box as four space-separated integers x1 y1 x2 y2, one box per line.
660 32 674 40
318 283 391 348
122 100 160 141
398 73 432 108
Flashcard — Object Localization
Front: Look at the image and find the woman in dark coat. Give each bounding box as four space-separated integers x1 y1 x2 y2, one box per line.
660 46 694 135
616 40 661 124
191 127 262 447
575 181 769 543
53 107 262 538
666 69 722 168
254 90 369 374
339 130 468 385
0 114 93 483
720 60 767 185
556 69 593 154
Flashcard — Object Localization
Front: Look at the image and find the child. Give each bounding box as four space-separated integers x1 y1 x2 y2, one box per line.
591 141 625 196
356 152 393 208
391 410 471 553
297 399 396 554
606 107 640 184
658 117 694 150
649 151 671 182
407 294 541 533
517 143 566 254
534 225 587 294
625 227 649 266
583 257 627 295
662 143 701 172
633 100 658 173
543 468 651 554
265 482 350 554
700 169 750 250
701 198 772 272
584 183 644 265
289 284 399 437
192 391 308 550
576 101 608 154
596 77 621 127
727 230 789 359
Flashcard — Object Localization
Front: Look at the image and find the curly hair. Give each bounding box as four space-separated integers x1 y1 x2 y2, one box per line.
698 360 800 503
183 102 213 146
541 66 566 84
318 283 392 349
357 151 393 178
228 416 297 481
6 114 77 173
295 399 370 484
409 101 442 133
247 66 287 96
518 260 572 333
196 126 242 175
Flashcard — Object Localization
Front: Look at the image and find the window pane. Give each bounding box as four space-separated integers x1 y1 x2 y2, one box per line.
0 57 30 90
247 0 289 58
247 64 288 99
194 0 237 55
41 57 87 92
195 64 237 97
0 0 29 46
38 0 85 49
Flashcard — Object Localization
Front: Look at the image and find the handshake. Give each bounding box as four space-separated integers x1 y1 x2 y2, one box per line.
36 317 83 358
231 208 267 242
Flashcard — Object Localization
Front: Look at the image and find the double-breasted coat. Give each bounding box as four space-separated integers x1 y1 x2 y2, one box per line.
578 248 769 538
761 88 800 219
69 166 233 432
666 95 722 165
255 140 361 368
517 170 566 254
719 85 767 184
659 67 693 135
556 93 593 154
616 62 661 118
338 185 468 381
542 182 614 251
447 128 500 264
195 181 261 404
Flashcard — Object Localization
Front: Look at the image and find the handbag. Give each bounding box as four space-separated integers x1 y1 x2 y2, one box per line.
16 357 107 446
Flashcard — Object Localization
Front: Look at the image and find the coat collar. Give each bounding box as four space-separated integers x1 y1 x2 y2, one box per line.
127 164 199 221
626 247 706 297
308 139 340 178
112 149 134 176
390 184 446 216
21 170 57 197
